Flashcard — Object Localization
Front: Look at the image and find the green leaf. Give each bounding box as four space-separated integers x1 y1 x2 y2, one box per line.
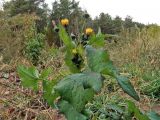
40 68 52 80
58 100 87 120
86 45 117 76
54 72 103 112
71 86 95 112
17 65 39 91
88 32 105 48
127 100 149 120
58 24 74 49
147 111 160 120
65 50 80 73
115 75 140 101
83 72 103 92
86 46 139 101
43 80 59 106
77 44 85 56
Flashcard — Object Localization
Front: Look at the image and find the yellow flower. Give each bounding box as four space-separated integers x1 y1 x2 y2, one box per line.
72 49 77 54
61 18 69 26
85 28 93 35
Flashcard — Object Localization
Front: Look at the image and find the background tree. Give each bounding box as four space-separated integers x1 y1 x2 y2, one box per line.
3 0 50 32
123 15 134 29
93 13 114 34
113 16 123 33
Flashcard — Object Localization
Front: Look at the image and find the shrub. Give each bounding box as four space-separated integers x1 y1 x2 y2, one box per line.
24 32 45 65
0 14 39 63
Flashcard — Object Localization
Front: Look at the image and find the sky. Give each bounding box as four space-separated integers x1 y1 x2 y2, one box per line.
1 0 160 25
46 0 160 25
0 1 3 10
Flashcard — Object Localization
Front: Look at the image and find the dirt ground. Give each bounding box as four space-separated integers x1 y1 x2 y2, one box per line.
0 72 65 120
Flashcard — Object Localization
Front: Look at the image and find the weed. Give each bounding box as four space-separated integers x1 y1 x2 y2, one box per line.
17 20 140 120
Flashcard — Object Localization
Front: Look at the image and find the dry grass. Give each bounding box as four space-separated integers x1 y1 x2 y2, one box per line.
0 73 67 120
105 27 160 114
0 69 66 120
0 47 67 120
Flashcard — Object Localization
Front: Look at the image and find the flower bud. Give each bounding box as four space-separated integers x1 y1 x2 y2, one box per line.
83 13 90 19
72 49 77 54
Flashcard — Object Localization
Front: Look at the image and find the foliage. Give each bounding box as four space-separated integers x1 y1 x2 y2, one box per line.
86 93 128 120
93 13 145 35
3 0 50 32
17 23 141 120
127 101 160 120
17 65 40 90
141 70 160 98
86 46 139 100
127 100 150 120
0 13 38 63
94 13 115 34
88 30 105 47
3 0 48 17
24 32 45 65
87 94 160 120
1 1 160 119
147 111 160 120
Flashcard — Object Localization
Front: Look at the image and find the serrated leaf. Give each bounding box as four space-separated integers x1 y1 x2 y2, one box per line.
86 46 139 101
54 73 103 112
147 111 160 120
58 24 74 49
17 65 39 91
58 100 87 120
39 68 52 80
43 80 59 106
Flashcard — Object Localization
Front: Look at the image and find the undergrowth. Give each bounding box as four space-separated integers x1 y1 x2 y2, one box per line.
16 18 160 120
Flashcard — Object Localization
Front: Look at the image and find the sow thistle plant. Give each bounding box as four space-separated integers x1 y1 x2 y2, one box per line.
17 17 141 120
